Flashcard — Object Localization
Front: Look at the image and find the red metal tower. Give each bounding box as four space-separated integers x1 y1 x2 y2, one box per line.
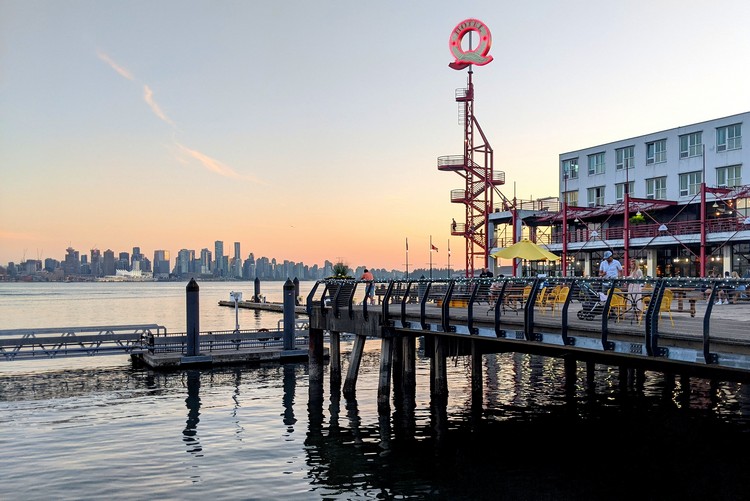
439 19 505 277
438 69 505 277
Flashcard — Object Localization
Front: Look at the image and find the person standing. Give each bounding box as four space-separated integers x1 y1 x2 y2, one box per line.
599 251 623 279
479 267 493 278
628 260 643 280
360 268 375 305
627 259 644 313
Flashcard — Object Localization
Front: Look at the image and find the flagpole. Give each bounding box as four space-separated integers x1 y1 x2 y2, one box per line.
448 239 451 278
429 235 433 279
405 237 409 279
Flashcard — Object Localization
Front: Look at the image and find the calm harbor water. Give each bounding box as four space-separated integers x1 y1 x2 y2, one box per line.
2 281 750 500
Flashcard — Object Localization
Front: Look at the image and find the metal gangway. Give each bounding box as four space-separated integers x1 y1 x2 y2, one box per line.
0 324 166 361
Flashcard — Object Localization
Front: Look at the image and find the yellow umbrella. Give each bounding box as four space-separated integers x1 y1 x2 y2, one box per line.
490 238 560 261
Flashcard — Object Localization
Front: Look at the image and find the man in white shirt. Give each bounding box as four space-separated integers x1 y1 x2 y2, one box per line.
599 250 623 279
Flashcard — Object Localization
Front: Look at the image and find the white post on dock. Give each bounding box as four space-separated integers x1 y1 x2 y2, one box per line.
230 291 242 333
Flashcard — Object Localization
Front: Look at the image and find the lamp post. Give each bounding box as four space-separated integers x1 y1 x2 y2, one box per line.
700 144 707 277
623 160 630 272
562 172 568 277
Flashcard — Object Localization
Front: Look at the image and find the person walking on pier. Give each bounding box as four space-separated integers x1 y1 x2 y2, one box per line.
361 268 375 305
599 251 623 279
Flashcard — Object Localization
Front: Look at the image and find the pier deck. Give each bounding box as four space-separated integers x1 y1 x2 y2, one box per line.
305 276 750 382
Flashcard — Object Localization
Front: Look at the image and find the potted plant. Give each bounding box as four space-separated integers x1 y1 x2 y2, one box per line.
326 262 354 304
629 213 646 225
329 262 353 279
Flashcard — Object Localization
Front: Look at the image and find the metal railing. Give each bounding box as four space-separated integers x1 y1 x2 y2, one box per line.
146 321 310 354
308 277 750 373
0 324 166 361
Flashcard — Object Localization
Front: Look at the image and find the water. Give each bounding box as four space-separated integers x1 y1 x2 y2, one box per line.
2 281 750 500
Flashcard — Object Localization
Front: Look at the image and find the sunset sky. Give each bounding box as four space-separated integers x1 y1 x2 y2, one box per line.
3 1 750 271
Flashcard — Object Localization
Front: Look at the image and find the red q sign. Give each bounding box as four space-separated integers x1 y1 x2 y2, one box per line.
449 18 493 70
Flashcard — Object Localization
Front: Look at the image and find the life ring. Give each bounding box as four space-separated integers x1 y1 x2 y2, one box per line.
449 18 493 68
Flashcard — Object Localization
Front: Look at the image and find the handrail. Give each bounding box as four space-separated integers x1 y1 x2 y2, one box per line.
313 276 750 370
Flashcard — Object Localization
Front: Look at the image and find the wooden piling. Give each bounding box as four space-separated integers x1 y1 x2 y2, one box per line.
329 330 341 388
432 336 448 401
471 340 482 404
392 331 403 398
308 327 325 387
343 334 366 396
565 355 577 396
402 335 416 395
377 337 393 413
586 360 596 390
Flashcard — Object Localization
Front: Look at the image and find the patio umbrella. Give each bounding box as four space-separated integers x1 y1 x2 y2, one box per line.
490 238 560 261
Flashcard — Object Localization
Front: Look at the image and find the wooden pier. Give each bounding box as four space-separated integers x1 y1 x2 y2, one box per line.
303 276 750 412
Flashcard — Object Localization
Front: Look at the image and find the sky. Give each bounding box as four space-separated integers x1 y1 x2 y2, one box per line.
3 1 750 272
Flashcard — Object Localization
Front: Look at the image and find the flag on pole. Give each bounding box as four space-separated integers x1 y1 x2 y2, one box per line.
431 244 438 252
406 238 409 251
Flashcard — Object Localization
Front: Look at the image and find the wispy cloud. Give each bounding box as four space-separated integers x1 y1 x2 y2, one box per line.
143 85 175 126
97 50 255 182
175 142 263 184
97 51 134 81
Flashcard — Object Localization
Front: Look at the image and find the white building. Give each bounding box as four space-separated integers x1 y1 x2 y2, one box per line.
560 112 746 207
490 112 750 278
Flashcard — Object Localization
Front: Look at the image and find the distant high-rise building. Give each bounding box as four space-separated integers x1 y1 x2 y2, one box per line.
62 247 80 276
177 249 195 277
44 258 59 273
242 253 255 279
131 247 143 270
103 249 116 276
200 248 212 275
214 240 224 277
90 249 102 277
234 242 240 260
117 252 130 271
153 250 170 279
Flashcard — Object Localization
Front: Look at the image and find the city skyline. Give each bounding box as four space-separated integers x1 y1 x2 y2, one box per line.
1 236 456 276
3 2 750 269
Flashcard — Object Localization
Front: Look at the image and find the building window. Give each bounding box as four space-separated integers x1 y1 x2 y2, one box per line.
645 177 667 200
615 146 634 170
563 190 578 207
716 165 742 187
679 171 702 196
615 181 635 203
587 186 605 207
587 152 605 175
646 139 666 164
562 158 578 179
679 131 703 158
717 124 742 151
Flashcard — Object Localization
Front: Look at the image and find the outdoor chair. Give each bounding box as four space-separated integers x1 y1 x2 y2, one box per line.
640 288 675 327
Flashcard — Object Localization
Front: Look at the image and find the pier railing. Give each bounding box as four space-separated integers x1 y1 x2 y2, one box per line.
307 276 750 375
146 321 310 354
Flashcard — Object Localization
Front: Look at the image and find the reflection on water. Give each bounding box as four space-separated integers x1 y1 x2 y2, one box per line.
184 370 202 456
2 341 750 499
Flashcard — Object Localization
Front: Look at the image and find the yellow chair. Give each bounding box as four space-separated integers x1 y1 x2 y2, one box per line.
549 286 570 313
537 285 560 314
608 288 627 322
659 289 675 327
522 285 532 305
640 288 675 327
